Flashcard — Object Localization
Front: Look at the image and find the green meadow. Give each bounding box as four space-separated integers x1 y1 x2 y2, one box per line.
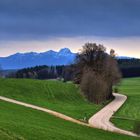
0 78 140 139
0 101 138 140
112 77 140 131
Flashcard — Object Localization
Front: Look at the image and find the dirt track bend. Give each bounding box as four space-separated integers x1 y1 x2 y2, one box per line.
89 93 137 137
0 94 138 137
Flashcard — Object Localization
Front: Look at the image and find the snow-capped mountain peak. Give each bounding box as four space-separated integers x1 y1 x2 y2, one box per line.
58 48 72 55
0 48 76 69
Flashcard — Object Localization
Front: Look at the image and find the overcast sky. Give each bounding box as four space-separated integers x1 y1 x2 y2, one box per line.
0 0 140 57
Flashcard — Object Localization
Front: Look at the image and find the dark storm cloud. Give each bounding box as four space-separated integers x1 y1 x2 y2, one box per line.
0 0 140 40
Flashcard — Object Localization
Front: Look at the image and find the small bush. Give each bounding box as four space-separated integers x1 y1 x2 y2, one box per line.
133 120 140 135
114 87 119 93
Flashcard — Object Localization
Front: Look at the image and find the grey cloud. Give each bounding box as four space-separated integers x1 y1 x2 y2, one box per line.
0 0 140 40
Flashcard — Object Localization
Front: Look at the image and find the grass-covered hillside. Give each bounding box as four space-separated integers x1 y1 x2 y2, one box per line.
0 78 102 120
0 78 140 139
0 100 139 140
112 77 140 131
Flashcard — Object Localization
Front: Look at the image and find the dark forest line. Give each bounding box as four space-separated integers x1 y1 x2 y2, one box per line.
5 58 140 80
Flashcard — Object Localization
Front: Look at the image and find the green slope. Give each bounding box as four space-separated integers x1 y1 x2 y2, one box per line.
0 101 139 140
112 77 140 131
0 78 102 120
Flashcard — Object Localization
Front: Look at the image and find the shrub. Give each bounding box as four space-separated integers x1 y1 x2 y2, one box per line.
114 87 119 93
133 120 140 135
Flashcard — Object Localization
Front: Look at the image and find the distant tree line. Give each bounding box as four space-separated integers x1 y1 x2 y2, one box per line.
118 58 140 68
7 65 74 81
7 58 140 80
117 58 140 77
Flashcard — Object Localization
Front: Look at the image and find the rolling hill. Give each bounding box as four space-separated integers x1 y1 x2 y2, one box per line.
0 78 140 139
0 79 102 120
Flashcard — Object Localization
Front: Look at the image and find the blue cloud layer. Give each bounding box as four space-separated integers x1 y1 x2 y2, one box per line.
0 0 140 40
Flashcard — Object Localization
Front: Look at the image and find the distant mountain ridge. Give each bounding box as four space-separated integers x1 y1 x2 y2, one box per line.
0 48 135 70
0 48 76 69
116 56 134 59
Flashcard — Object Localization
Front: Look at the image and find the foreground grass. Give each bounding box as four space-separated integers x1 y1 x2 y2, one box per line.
112 77 140 132
0 78 102 120
0 101 139 140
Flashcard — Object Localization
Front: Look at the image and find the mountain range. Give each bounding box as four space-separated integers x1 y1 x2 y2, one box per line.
0 48 76 70
0 48 134 70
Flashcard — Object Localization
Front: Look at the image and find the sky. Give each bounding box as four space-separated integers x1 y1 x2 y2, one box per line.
0 0 140 57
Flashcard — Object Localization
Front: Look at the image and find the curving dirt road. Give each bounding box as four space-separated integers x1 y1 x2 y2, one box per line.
89 93 137 137
0 94 138 137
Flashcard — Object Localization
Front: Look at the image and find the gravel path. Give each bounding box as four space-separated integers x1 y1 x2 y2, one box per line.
89 93 138 137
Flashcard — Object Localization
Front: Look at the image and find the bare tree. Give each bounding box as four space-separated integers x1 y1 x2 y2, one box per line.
81 70 108 104
75 43 121 103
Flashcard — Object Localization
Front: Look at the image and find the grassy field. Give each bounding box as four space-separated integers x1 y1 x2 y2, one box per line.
0 78 140 139
112 77 140 132
0 100 139 140
0 78 102 120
